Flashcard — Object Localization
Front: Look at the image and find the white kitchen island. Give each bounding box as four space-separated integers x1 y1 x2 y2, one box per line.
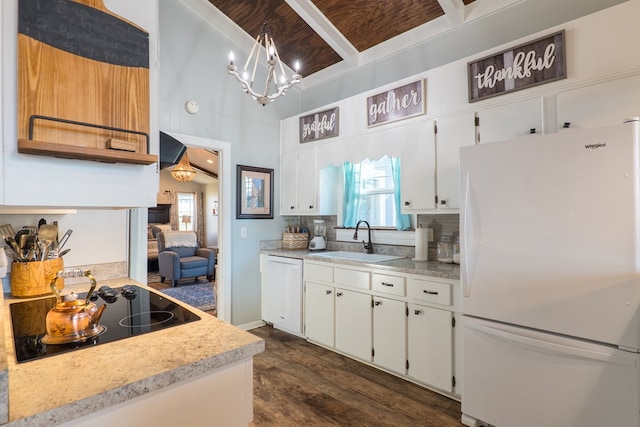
0 278 264 427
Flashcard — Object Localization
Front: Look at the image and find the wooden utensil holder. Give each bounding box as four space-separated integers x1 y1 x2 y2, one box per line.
10 258 64 297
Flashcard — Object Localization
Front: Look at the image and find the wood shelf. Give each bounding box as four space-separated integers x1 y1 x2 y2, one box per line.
18 139 157 165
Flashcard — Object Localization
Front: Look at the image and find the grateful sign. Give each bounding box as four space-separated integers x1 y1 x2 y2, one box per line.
299 107 339 143
367 80 425 127
468 30 566 102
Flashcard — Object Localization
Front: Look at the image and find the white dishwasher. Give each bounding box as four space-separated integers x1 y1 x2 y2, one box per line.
261 255 303 336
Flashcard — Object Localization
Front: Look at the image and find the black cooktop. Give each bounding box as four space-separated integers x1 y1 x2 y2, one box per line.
10 284 201 363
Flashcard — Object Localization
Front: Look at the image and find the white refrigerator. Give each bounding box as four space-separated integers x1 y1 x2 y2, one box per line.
459 120 640 427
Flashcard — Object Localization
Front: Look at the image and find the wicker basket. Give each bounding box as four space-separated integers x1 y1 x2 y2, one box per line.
282 232 308 249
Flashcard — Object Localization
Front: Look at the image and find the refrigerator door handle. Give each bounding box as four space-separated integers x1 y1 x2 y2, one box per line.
462 172 473 297
466 320 636 367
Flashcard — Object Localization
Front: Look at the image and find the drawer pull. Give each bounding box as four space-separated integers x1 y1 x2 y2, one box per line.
414 309 423 315
336 292 343 297
325 290 332 295
423 290 439 295
381 282 394 287
374 300 383 306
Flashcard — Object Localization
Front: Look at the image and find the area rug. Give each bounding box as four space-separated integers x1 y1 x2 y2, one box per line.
158 283 216 312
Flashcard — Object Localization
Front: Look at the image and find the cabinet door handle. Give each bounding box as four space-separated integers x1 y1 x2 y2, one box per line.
336 292 343 297
289 206 295 210
381 282 394 287
404 201 410 206
414 309 423 315
440 199 447 205
423 290 439 295
374 300 382 306
309 205 314 209
325 290 332 295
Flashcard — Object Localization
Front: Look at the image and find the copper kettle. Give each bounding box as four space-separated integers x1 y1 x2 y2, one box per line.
41 270 106 345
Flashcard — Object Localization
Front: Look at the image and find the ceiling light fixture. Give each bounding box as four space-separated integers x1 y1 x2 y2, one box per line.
227 22 301 106
171 152 196 182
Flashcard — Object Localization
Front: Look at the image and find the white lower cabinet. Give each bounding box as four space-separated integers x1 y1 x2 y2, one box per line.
304 281 335 347
335 288 372 361
373 296 406 374
303 260 459 399
407 303 453 392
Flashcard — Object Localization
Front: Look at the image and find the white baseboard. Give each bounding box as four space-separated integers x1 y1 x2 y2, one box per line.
238 320 266 331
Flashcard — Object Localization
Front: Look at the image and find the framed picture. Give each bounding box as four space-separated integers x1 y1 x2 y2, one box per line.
236 165 274 219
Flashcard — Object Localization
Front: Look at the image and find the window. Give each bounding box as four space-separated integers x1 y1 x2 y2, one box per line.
177 192 196 231
343 156 410 230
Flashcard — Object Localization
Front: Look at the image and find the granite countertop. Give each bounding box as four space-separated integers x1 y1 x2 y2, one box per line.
261 249 460 280
1 278 264 426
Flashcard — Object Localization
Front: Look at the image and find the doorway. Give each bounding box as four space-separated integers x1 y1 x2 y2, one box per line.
132 132 232 323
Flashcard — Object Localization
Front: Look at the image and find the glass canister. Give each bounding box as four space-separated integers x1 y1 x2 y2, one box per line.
437 235 454 263
453 237 460 264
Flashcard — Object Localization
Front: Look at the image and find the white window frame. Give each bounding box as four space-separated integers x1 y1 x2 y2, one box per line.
334 163 416 247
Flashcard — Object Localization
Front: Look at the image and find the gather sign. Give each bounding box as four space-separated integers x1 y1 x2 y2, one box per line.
366 80 425 127
299 107 339 143
468 30 566 103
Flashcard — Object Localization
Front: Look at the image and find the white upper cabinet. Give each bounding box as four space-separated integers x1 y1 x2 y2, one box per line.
297 149 318 213
435 113 476 211
400 121 436 212
280 152 299 214
477 97 543 144
280 148 337 215
556 75 640 131
280 149 317 214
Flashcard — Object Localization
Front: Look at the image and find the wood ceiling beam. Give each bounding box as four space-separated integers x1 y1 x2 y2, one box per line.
438 0 465 26
285 0 359 66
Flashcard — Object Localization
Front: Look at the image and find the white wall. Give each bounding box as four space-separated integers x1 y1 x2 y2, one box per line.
0 210 128 292
158 1 293 326
299 0 630 113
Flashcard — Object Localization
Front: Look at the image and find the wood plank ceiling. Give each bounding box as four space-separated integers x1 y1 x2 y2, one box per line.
208 0 475 78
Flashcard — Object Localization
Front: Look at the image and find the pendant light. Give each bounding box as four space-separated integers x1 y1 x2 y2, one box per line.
171 152 196 182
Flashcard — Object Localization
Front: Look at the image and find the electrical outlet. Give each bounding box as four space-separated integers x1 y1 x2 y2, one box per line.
240 227 247 238
428 228 434 242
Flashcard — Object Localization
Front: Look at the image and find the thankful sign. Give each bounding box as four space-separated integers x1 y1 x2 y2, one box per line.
299 107 339 143
367 80 425 127
468 30 566 102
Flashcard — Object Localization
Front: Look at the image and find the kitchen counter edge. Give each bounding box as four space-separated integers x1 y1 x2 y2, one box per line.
261 249 460 280
1 278 264 426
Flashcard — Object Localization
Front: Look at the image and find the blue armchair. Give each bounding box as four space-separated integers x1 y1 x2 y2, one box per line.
157 231 215 287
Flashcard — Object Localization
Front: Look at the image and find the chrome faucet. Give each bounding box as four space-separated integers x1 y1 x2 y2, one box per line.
354 220 373 254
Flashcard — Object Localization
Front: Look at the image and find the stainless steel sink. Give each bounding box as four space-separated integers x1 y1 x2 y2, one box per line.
311 251 404 262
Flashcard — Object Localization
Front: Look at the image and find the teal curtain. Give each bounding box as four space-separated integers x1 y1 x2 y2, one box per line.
391 157 411 230
343 161 361 228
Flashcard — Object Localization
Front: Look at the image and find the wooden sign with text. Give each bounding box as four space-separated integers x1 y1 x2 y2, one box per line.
299 107 339 143
367 80 425 127
468 31 566 102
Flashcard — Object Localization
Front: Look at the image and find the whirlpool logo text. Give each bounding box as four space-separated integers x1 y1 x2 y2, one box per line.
585 142 606 150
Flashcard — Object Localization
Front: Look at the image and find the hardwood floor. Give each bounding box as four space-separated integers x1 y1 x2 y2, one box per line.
249 325 463 427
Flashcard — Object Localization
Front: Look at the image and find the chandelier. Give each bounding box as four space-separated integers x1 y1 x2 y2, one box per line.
227 22 302 106
171 152 196 182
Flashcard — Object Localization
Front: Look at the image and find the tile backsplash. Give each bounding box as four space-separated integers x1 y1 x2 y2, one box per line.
293 214 460 261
